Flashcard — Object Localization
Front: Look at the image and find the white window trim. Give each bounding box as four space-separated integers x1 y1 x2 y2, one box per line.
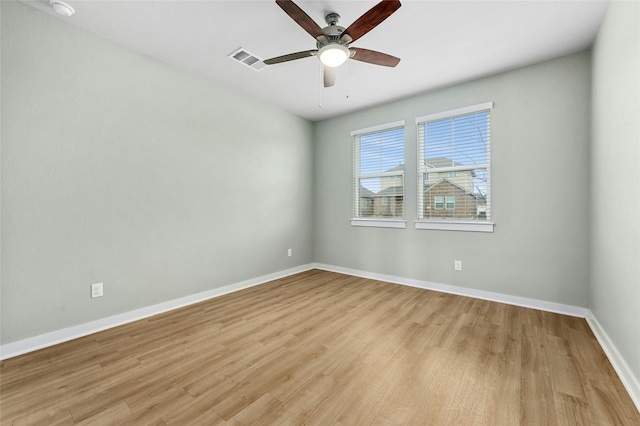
351 120 405 137
416 102 494 233
352 120 405 227
415 220 494 232
352 219 407 229
415 102 493 124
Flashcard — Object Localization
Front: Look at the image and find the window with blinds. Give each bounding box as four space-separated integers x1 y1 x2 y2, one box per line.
351 121 405 228
416 102 493 232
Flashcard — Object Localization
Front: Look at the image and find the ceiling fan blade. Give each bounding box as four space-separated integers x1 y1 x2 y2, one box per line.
350 48 400 67
342 0 401 44
276 0 326 40
264 50 317 65
324 66 336 88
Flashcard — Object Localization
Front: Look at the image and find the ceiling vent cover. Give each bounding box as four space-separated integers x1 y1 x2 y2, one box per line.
228 48 266 71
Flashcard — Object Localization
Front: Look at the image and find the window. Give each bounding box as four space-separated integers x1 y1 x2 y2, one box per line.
446 195 455 210
352 121 405 228
416 102 493 232
434 195 455 210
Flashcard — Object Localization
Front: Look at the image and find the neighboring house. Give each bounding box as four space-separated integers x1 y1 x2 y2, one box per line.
423 179 483 219
359 185 375 216
421 157 486 220
375 163 404 217
358 184 403 218
360 158 486 219
423 157 475 193
379 164 405 192
374 185 403 217
357 163 404 218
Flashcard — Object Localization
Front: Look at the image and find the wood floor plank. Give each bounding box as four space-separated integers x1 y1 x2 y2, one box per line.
520 370 558 425
160 395 225 426
73 401 133 425
1 269 638 425
10 407 76 426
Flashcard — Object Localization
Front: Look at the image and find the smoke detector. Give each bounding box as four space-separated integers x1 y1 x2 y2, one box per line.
50 0 75 17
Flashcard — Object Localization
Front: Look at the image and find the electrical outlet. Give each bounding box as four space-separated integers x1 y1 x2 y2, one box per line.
91 282 103 298
454 260 462 271
287 248 292 257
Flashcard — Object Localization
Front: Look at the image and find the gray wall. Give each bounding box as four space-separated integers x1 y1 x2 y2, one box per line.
590 1 640 380
1 1 314 344
314 52 591 307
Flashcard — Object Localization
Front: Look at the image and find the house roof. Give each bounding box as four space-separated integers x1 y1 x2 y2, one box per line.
359 185 403 198
384 164 406 173
376 186 404 197
359 186 375 198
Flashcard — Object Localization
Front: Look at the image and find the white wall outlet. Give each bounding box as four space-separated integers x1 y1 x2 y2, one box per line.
454 260 463 271
287 248 292 257
91 282 103 298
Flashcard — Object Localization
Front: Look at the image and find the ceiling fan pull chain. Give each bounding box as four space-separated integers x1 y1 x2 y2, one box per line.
345 59 350 100
318 62 324 108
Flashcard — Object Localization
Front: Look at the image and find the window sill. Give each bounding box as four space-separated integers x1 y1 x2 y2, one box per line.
351 219 406 229
415 220 494 232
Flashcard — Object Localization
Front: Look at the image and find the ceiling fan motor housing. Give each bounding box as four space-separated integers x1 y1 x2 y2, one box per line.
316 16 348 50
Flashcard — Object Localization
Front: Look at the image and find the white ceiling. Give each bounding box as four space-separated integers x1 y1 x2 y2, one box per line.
23 0 608 121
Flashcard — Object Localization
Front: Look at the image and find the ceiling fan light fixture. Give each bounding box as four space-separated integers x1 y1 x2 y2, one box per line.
318 44 349 68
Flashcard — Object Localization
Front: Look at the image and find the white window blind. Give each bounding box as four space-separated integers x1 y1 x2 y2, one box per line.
352 121 405 226
416 102 493 232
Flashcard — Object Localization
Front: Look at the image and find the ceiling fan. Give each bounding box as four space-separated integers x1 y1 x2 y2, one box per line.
264 0 402 88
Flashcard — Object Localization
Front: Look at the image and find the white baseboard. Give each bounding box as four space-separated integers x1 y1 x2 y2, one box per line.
313 263 590 317
314 262 640 411
4 262 637 414
0 264 314 360
586 313 640 412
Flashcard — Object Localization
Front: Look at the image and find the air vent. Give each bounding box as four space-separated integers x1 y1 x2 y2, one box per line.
228 48 266 71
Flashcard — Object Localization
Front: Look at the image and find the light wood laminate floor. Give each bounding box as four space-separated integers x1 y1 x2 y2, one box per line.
1 269 638 425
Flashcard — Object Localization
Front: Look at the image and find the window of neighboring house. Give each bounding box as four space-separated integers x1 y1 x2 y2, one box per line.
446 195 455 210
416 102 494 232
352 120 405 228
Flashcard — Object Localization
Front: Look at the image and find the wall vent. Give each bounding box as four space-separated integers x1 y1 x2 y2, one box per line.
228 48 266 71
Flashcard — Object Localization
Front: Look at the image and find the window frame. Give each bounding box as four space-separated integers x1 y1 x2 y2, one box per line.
415 102 494 233
351 120 406 229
